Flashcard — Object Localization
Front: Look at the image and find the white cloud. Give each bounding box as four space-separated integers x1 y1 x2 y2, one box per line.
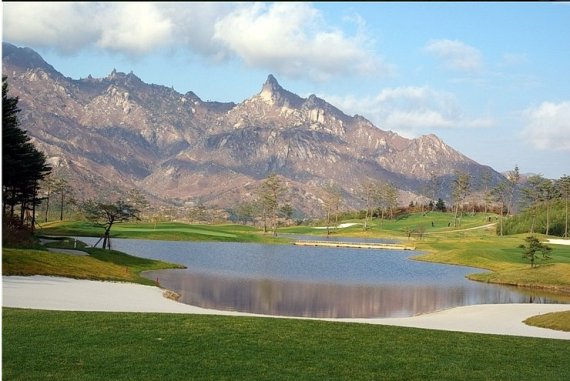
95 3 173 55
322 86 494 137
3 2 388 80
159 2 235 59
212 2 391 81
521 101 570 151
4 2 174 56
424 39 483 73
3 2 101 53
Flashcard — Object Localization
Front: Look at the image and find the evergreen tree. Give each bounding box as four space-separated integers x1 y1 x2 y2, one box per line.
435 198 446 212
2 76 51 231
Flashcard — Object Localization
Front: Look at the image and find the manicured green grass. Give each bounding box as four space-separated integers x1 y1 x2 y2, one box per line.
281 212 496 238
524 311 570 332
2 246 183 285
413 234 570 294
3 308 570 381
38 221 289 243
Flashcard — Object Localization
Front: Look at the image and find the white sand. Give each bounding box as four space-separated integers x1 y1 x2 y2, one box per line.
3 275 569 340
313 223 362 229
547 238 570 246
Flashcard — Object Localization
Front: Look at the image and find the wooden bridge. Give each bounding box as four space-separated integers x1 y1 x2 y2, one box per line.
293 240 415 250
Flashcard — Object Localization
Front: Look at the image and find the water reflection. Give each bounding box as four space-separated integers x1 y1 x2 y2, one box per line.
74 236 569 318
143 269 568 318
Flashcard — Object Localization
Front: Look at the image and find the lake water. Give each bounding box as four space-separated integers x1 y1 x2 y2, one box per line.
75 236 569 318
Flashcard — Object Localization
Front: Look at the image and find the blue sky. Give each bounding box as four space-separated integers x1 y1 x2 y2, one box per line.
3 2 569 179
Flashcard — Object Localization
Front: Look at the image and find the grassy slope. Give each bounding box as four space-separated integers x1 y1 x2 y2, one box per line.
413 234 570 293
3 308 570 381
2 246 184 285
524 310 570 332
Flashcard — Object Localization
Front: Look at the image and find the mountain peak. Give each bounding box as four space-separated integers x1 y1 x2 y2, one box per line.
264 74 279 87
258 74 303 107
260 74 283 100
2 42 59 76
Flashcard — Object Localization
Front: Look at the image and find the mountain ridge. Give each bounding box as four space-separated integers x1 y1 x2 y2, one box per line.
2 42 504 216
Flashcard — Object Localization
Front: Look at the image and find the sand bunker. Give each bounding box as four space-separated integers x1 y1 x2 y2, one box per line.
3 275 569 340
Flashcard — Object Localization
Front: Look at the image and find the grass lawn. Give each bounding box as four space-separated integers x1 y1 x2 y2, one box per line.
413 233 570 294
37 221 289 244
3 308 570 381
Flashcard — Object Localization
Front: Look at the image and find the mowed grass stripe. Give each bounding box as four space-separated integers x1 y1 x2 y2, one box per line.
3 308 570 381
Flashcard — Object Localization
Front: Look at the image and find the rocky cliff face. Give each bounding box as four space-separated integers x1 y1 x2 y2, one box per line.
2 42 503 215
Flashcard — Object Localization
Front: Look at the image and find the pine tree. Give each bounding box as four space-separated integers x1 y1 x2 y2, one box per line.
2 76 51 231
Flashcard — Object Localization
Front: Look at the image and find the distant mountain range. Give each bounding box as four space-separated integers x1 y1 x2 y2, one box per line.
2 42 504 216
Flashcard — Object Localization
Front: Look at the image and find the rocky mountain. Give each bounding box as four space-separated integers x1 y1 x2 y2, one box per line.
2 42 504 216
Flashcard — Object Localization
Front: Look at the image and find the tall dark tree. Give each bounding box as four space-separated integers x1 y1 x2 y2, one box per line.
2 76 51 232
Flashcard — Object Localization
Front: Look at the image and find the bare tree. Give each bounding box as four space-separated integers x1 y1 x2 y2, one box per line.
557 175 570 238
492 181 509 236
258 173 285 236
126 188 150 221
540 178 558 236
506 165 520 216
322 183 342 235
522 175 548 234
360 180 375 230
384 182 399 220
39 175 55 222
428 171 441 211
452 171 471 227
481 169 493 214
52 178 74 221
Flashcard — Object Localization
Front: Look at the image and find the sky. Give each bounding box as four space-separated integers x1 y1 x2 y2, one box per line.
2 2 569 179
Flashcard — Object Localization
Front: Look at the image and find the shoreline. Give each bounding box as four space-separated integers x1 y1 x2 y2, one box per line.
3 275 570 340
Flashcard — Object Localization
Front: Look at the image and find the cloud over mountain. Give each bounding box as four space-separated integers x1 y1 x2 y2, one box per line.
321 86 494 138
3 2 388 81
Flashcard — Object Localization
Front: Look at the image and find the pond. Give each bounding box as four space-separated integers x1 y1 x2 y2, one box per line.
75 237 569 318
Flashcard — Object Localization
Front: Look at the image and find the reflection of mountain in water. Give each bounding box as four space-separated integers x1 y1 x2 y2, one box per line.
143 270 567 318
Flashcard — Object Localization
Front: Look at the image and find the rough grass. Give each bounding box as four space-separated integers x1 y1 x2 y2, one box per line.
2 246 184 285
3 308 570 381
524 310 570 332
